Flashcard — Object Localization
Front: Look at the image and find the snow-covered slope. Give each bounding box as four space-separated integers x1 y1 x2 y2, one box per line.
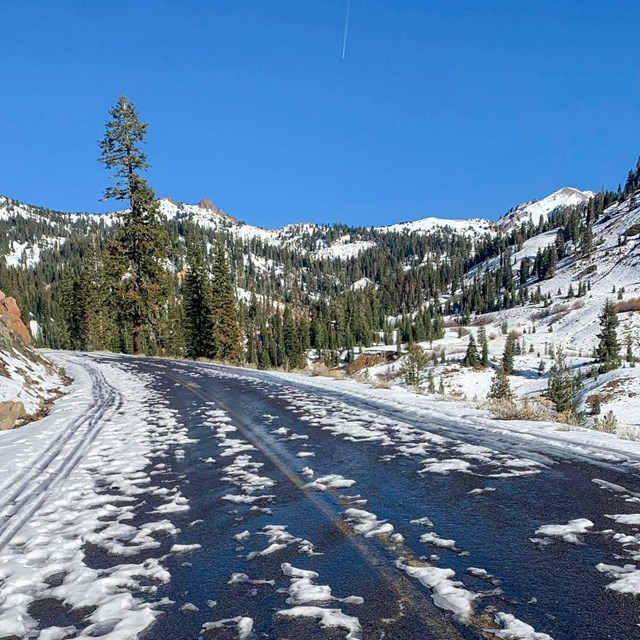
496 187 595 232
357 189 640 435
0 292 63 426
378 216 495 237
372 187 594 238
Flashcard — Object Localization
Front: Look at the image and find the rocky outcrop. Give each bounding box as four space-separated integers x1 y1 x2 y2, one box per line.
197 197 238 223
0 291 32 345
0 401 27 431
0 290 63 430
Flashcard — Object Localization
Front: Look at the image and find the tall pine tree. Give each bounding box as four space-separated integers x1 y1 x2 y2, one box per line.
99 96 169 354
183 229 214 359
596 300 621 372
211 237 243 363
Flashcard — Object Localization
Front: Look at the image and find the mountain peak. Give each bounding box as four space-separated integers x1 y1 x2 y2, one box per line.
197 197 215 210
497 186 594 232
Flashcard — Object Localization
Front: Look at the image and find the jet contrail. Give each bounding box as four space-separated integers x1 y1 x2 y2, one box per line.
342 0 351 59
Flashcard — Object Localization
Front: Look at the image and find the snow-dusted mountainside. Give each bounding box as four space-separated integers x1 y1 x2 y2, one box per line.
496 187 595 232
377 216 494 237
372 187 594 238
0 186 595 267
357 189 640 434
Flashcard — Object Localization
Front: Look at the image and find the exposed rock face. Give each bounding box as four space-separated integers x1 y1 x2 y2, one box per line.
0 291 32 345
0 290 63 430
0 401 27 430
197 197 237 223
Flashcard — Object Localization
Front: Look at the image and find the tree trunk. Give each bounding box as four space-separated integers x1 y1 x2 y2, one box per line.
133 329 142 355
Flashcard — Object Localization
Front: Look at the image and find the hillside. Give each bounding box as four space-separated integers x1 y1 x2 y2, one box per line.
357 187 640 435
1 171 639 436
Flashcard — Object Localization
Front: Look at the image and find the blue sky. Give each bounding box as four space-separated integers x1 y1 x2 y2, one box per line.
1 1 639 227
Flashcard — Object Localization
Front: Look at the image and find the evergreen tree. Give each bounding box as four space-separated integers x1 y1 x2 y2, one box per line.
547 348 582 414
462 334 481 368
283 305 304 369
99 96 169 354
183 229 214 359
488 368 513 401
61 269 89 350
579 223 593 257
479 326 489 367
210 237 243 363
502 331 517 375
400 344 428 388
596 300 621 373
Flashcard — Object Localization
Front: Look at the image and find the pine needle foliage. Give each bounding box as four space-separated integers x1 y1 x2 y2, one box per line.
99 96 169 354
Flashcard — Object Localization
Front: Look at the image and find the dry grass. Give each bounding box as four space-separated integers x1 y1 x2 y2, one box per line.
471 313 496 327
483 397 553 421
309 363 347 379
615 298 640 314
368 378 393 389
594 410 618 433
619 424 640 441
531 300 584 322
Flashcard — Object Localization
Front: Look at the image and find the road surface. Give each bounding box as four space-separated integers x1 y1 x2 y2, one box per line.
1 353 640 640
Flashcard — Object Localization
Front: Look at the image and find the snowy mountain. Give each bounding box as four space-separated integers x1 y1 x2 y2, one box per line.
496 187 595 232
372 187 594 238
0 186 595 266
377 216 495 237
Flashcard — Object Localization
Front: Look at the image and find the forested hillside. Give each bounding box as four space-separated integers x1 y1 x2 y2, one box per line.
2 96 640 434
0 177 619 369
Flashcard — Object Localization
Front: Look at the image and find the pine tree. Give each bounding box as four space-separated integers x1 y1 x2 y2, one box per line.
625 333 635 365
99 96 169 354
462 334 481 368
479 326 489 367
61 269 89 350
210 237 243 363
596 300 621 373
81 247 119 351
547 348 582 414
400 344 428 388
183 229 214 359
488 368 513 401
502 331 517 375
579 223 593 257
283 305 303 369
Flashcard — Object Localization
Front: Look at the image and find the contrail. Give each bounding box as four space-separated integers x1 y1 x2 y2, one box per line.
342 0 351 59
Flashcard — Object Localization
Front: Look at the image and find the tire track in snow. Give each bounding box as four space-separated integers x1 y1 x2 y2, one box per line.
0 354 123 549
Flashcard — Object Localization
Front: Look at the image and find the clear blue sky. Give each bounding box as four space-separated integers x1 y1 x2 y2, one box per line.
1 1 639 227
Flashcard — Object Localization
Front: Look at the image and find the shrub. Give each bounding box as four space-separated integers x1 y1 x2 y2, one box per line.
594 410 618 433
484 397 550 421
586 394 601 415
615 298 640 314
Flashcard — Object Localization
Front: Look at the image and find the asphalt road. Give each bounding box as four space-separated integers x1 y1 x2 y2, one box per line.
3 354 640 640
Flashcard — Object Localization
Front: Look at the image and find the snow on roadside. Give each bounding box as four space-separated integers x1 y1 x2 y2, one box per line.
248 367 640 468
0 346 63 415
0 353 195 639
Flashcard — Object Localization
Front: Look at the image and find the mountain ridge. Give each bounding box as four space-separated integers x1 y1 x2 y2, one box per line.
0 185 595 239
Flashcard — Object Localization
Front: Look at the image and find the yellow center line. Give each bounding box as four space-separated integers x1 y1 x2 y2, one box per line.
165 369 474 639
